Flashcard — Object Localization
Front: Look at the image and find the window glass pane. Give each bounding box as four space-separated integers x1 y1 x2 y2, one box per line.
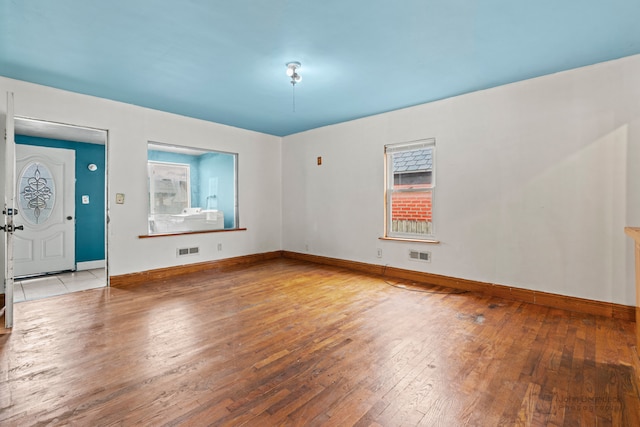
392 147 433 187
390 190 433 236
148 162 190 215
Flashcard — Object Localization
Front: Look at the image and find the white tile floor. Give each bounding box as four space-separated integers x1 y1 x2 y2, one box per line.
14 268 106 303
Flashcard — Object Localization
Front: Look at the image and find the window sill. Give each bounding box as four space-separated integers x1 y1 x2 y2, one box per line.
139 228 247 238
379 236 440 244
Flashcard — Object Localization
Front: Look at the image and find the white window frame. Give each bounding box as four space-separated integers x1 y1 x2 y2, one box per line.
148 161 191 215
384 138 436 240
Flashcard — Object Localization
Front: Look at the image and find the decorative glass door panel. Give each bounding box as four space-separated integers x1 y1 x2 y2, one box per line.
18 162 55 225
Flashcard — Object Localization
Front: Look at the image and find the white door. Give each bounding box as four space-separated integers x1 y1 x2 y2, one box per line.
13 145 75 277
2 92 16 328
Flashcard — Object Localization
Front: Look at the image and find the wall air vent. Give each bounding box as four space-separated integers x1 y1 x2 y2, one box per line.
177 247 199 257
409 250 431 262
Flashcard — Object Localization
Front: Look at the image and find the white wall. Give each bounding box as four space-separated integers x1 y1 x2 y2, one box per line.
0 77 282 276
282 55 640 306
2 55 639 306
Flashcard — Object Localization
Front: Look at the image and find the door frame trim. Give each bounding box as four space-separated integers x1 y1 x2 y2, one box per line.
13 116 109 286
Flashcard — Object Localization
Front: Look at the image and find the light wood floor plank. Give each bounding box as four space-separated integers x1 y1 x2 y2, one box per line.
0 258 638 426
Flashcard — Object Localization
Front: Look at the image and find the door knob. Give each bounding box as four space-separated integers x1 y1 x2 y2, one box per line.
67 216 73 220
14 225 24 231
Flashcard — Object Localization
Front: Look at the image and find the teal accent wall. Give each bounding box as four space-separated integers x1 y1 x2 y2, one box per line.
198 152 236 228
16 135 106 263
148 149 236 227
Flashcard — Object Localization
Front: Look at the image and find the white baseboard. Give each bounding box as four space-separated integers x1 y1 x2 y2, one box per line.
76 260 105 271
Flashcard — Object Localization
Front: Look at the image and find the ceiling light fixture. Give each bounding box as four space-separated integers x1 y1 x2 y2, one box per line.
286 61 302 85
286 61 302 112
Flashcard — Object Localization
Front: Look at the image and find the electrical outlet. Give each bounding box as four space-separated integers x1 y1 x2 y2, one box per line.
217 243 222 251
377 248 382 258
82 195 90 204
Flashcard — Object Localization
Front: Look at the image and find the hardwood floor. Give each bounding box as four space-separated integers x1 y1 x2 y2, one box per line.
1 258 638 426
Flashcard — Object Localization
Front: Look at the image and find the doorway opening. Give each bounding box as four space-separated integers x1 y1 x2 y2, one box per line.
13 117 108 299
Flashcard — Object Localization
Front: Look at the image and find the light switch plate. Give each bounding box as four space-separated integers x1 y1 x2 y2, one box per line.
115 193 125 204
